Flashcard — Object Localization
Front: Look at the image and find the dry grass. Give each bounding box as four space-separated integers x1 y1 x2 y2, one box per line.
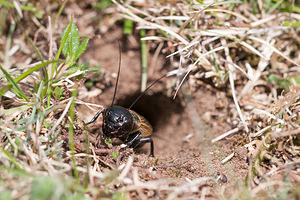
0 0 300 199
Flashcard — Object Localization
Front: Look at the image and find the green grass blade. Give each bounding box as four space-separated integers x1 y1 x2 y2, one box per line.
15 60 59 83
0 60 59 99
14 18 44 62
267 0 284 14
283 21 300 27
0 166 31 178
68 91 79 181
140 29 147 92
28 80 44 141
0 63 30 102
4 22 15 69
193 0 242 6
123 18 133 34
25 32 44 62
53 0 68 29
0 0 43 13
0 0 14 8
0 147 24 172
4 105 31 116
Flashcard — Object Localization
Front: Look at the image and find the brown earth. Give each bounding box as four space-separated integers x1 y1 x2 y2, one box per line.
76 27 249 196
1 1 299 199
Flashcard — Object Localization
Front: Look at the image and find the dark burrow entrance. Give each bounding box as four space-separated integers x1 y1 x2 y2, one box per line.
115 91 184 135
114 90 185 155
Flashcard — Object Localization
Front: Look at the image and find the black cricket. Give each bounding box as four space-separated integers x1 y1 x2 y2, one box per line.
85 44 166 157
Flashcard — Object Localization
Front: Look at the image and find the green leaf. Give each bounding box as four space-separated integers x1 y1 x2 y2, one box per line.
56 22 72 63
75 38 89 61
62 24 72 57
293 76 300 85
105 138 112 145
94 0 112 10
112 152 119 159
112 192 126 200
279 78 292 89
85 81 93 88
267 74 280 83
69 24 80 58
53 86 64 100
47 21 73 106
79 61 90 71
65 65 80 75
62 23 80 59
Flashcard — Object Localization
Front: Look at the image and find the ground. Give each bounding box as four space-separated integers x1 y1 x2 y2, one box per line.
77 27 249 194
1 1 299 199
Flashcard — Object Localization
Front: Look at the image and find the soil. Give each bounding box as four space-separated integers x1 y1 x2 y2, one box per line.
77 27 249 196
2 2 299 199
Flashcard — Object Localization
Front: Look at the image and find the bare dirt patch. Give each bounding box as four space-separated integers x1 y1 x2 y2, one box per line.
78 28 249 195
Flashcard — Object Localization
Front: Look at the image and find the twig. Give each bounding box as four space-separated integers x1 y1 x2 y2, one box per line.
118 156 133 182
272 128 300 138
250 125 272 138
240 36 275 97
249 35 299 67
166 177 215 200
132 167 147 200
47 97 74 137
221 152 235 164
113 0 212 70
48 16 53 62
211 127 240 143
172 45 225 99
250 15 277 27
252 108 285 124
221 38 249 133
177 2 214 34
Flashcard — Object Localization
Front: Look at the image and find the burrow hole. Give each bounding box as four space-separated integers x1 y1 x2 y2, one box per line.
115 91 184 134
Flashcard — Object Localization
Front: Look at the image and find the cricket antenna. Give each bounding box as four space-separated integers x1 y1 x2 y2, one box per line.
111 41 122 106
129 73 167 110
